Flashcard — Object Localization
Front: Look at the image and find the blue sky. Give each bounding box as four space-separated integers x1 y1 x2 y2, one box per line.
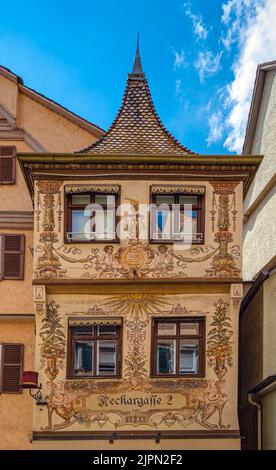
0 1 275 154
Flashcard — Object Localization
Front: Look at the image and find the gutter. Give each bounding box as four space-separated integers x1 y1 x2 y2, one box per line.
248 375 276 450
247 393 262 450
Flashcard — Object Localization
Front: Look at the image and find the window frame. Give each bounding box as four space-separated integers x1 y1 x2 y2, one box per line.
0 343 24 394
0 146 16 185
151 317 205 378
0 233 25 280
150 191 205 244
67 319 123 379
65 191 120 244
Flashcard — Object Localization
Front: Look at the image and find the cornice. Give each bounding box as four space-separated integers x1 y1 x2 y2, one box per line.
18 152 263 201
0 211 34 230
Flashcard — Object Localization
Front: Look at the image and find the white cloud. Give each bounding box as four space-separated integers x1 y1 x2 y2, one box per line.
221 0 261 50
175 79 182 97
184 2 208 40
222 0 276 152
207 111 224 146
173 49 186 69
194 50 223 82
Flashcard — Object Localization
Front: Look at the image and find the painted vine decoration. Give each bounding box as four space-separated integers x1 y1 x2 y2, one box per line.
207 299 233 379
40 301 66 381
124 319 148 389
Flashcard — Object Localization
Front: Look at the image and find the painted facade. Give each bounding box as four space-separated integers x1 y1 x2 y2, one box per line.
19 46 261 449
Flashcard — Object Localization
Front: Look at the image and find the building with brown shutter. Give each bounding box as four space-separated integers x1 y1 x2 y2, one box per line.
0 65 103 449
16 43 262 450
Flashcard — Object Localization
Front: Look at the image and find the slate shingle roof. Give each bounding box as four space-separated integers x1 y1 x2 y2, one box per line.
78 73 196 156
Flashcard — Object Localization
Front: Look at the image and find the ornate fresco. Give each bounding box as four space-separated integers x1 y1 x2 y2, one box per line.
33 180 242 280
37 295 236 433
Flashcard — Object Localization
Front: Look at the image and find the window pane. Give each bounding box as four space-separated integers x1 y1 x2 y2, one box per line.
94 209 115 240
179 196 198 205
156 210 172 239
157 322 177 335
179 339 199 374
72 194 91 205
155 195 175 205
179 210 198 235
74 340 93 375
97 340 116 375
72 325 94 336
98 325 117 336
95 194 115 206
157 339 176 374
71 210 90 240
180 323 199 336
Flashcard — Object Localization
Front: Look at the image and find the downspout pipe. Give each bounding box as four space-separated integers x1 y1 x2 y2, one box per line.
248 393 262 450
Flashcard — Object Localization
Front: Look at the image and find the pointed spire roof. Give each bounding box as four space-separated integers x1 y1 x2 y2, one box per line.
78 38 195 156
130 33 144 76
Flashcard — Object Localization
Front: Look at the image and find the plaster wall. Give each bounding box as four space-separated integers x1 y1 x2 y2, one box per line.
263 272 276 378
0 229 34 314
0 74 18 115
0 319 35 449
18 94 98 153
262 388 276 450
33 290 240 443
243 186 276 280
33 179 243 281
245 69 276 212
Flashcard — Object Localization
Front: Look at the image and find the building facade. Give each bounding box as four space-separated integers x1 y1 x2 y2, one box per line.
0 65 103 449
18 48 261 450
239 60 276 450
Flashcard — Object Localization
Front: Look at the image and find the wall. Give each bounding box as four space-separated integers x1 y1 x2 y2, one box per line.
0 69 102 450
262 388 276 450
243 186 276 281
238 286 263 450
0 319 34 449
18 94 98 153
263 272 276 377
243 68 276 280
0 229 33 314
32 289 240 449
33 179 243 282
245 69 276 211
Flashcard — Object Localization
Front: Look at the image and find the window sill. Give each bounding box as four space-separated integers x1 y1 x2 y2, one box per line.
149 239 205 245
150 373 205 379
66 375 122 380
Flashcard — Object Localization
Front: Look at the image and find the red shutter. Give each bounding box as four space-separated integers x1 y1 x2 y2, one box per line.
2 234 25 280
0 146 16 184
1 344 23 393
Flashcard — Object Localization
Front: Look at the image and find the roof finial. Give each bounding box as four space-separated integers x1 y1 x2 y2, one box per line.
130 33 144 76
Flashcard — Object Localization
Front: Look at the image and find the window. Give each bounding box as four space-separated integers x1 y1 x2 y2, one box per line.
0 234 25 280
151 318 205 377
150 193 204 243
0 146 16 184
66 193 118 242
68 320 122 378
0 343 23 393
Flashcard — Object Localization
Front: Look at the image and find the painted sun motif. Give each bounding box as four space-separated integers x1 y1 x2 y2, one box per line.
100 294 173 320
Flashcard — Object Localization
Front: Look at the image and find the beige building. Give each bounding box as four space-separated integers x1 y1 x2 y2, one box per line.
17 45 261 450
239 61 276 450
0 64 103 449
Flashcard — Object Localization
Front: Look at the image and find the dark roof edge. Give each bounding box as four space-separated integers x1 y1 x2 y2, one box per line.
248 375 276 395
242 60 276 155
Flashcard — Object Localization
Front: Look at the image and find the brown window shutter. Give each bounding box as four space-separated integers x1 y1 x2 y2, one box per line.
1 344 23 393
2 234 25 280
0 146 16 184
